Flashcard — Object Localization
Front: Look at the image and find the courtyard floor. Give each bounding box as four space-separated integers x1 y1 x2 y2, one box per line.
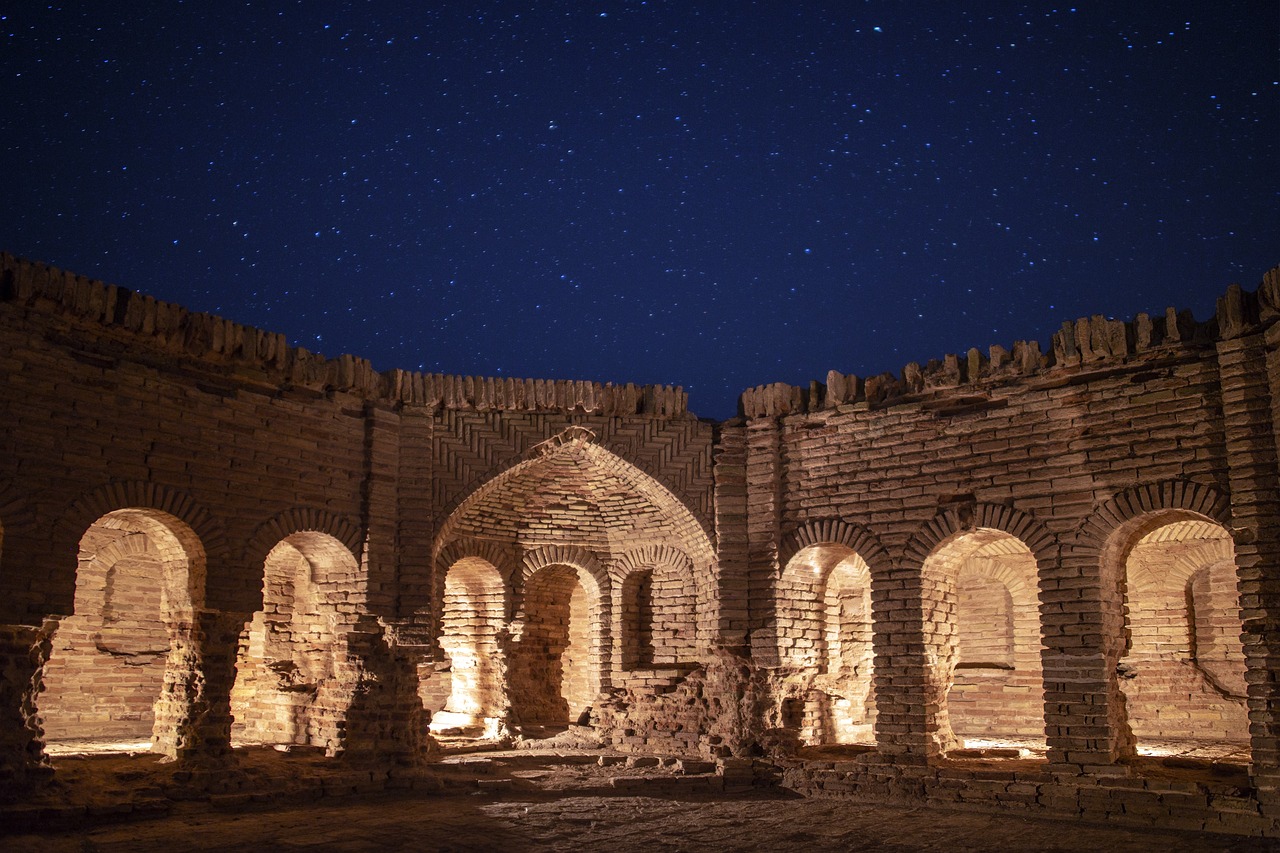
3 744 1274 852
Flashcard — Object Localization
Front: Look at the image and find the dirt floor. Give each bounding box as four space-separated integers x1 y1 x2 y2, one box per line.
3 746 1276 852
8 785 1277 852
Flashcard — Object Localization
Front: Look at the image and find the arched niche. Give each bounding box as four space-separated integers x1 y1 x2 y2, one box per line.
230 531 360 754
920 528 1046 753
1110 514 1249 758
775 543 876 746
40 508 205 757
432 435 716 657
615 546 698 673
508 562 603 730
430 556 508 738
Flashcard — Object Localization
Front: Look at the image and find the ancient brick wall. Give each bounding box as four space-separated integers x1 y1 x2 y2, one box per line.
1 252 1279 837
0 253 712 772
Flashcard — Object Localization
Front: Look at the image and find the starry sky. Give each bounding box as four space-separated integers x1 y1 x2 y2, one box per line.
4 2 1276 418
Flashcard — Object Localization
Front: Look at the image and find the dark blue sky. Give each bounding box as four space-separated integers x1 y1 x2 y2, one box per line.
4 2 1276 418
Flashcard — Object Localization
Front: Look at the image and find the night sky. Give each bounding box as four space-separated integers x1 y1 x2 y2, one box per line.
4 3 1276 418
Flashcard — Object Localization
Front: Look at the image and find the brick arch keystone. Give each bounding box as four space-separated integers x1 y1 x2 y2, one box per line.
1072 479 1231 558
245 507 364 569
57 480 228 565
779 518 891 576
904 502 1057 567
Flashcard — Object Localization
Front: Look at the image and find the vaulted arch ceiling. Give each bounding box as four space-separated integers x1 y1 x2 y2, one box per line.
436 435 713 566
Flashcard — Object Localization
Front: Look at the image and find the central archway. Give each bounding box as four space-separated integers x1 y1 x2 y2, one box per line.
509 561 603 728
429 430 715 739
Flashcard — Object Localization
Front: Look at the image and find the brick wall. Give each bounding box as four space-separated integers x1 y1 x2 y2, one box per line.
1 252 1279 837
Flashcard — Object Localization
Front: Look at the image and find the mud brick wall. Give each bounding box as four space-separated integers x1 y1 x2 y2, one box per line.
1 251 1279 838
0 253 711 770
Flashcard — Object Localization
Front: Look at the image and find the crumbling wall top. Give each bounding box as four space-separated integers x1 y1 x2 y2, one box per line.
0 253 688 418
738 266 1280 419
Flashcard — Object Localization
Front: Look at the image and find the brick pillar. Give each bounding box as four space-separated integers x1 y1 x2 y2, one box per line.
713 422 749 651
393 407 435 625
745 419 783 665
154 609 248 763
0 622 53 796
1040 548 1131 773
339 615 431 764
1219 327 1280 811
870 558 935 763
362 404 401 617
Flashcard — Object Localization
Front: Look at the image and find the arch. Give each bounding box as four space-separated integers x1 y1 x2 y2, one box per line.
246 507 364 571
773 534 878 747
431 537 519 624
612 544 698 667
429 556 508 737
1075 480 1231 551
40 507 207 757
905 502 1057 568
779 518 891 577
431 435 712 735
510 550 608 730
57 481 228 570
1089 494 1249 759
230 530 363 754
520 544 609 601
909 504 1053 755
435 425 717 553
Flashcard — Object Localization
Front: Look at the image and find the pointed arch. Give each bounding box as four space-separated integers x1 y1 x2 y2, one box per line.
435 424 716 552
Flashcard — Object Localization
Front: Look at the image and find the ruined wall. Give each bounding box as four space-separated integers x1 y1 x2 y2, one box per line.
1 252 1279 836
0 253 708 772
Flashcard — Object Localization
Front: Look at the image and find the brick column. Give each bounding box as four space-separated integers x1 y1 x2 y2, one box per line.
0 622 53 796
1039 548 1131 773
154 609 248 763
1219 326 1280 811
393 407 435 625
362 403 401 616
745 419 783 665
870 557 935 763
712 422 749 651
